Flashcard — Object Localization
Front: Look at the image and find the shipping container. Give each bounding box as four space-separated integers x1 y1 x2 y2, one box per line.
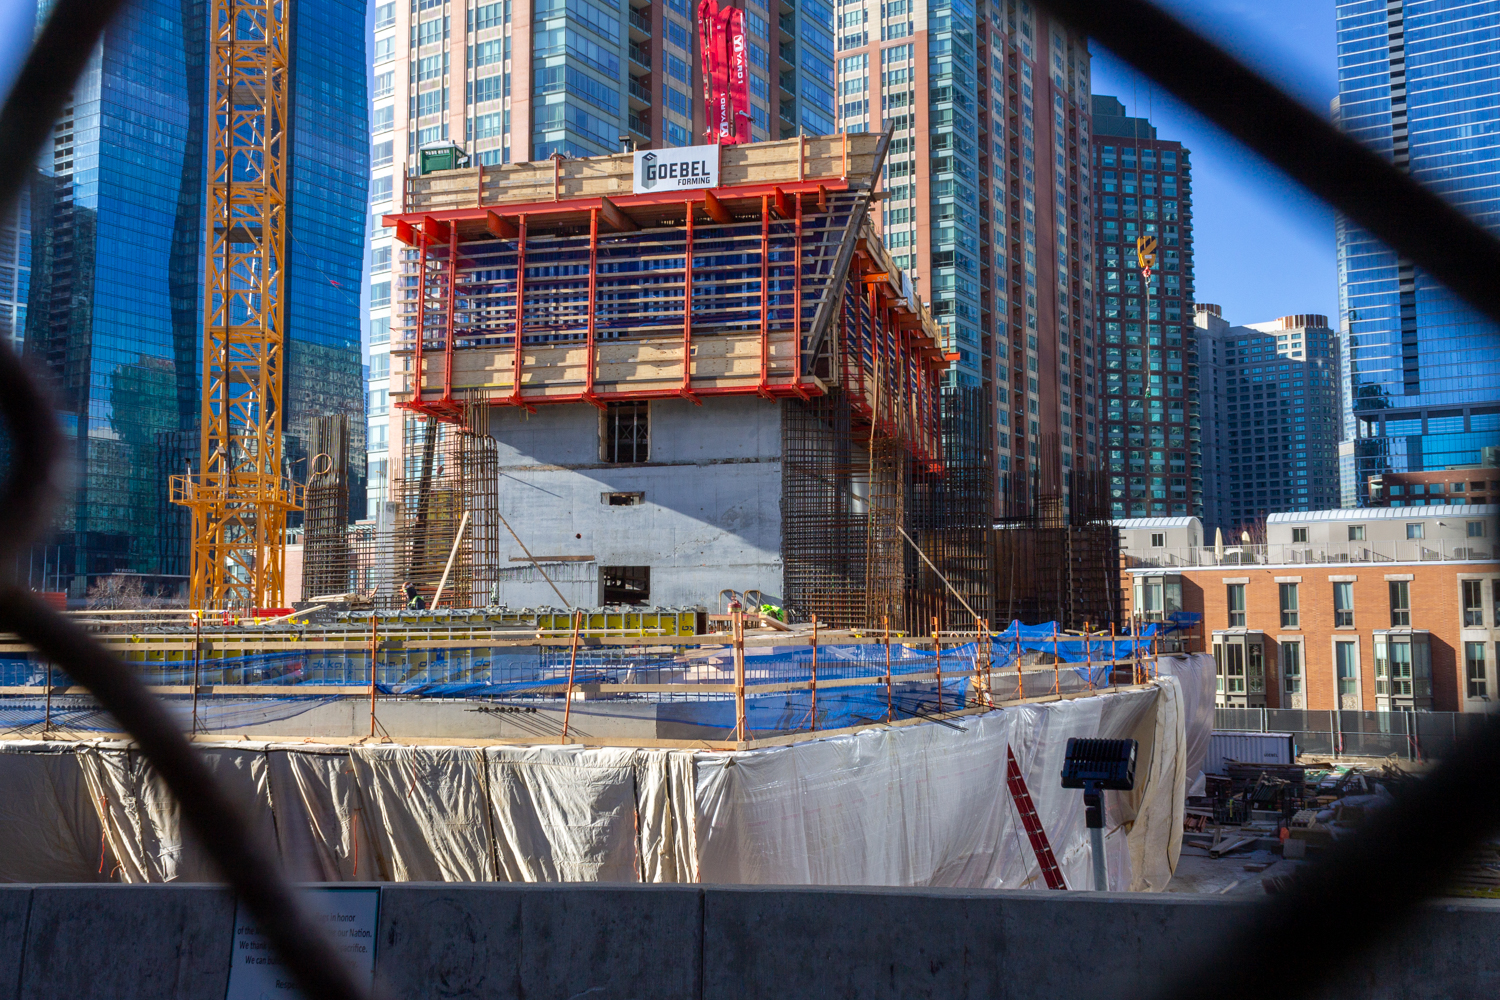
1206 731 1295 775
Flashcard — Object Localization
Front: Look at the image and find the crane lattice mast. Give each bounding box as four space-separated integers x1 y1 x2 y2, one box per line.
172 0 300 609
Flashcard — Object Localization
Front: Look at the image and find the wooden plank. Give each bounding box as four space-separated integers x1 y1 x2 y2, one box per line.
405 135 886 213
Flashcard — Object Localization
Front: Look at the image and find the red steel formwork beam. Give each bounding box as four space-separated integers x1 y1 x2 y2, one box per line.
442 221 458 411
681 202 699 402
584 207 601 407
758 195 771 398
381 178 849 235
791 191 807 398
509 215 530 410
387 180 946 440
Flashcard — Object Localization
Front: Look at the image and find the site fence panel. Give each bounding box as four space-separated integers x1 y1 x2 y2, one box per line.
1212 707 1493 761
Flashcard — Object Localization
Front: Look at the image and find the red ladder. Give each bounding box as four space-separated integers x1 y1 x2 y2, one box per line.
1006 745 1068 890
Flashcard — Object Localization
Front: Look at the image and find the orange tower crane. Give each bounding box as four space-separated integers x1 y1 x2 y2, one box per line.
171 0 301 609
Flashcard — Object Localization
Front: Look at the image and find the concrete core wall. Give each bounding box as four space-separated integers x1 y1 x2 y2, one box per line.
485 396 784 609
1 883 1494 1000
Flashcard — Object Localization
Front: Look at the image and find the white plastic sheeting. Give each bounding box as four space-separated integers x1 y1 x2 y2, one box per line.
0 660 1208 891
1157 653 1218 798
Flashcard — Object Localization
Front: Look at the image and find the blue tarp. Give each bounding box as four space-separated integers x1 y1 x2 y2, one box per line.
0 627 1159 734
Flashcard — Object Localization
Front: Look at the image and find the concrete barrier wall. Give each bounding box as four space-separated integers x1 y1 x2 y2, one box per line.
1 883 1496 1000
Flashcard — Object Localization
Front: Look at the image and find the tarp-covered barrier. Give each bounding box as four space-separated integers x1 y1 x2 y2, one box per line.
0 662 1211 891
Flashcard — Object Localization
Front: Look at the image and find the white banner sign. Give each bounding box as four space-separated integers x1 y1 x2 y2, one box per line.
225 888 379 1000
633 144 720 192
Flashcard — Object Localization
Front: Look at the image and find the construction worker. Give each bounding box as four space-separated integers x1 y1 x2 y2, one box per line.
402 580 425 610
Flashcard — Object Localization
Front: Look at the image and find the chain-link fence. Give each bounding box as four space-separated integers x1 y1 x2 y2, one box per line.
1214 707 1496 762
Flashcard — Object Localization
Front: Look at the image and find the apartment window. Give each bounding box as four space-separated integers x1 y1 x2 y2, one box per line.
1466 642 1488 699
1375 637 1413 697
1468 520 1487 538
1333 581 1354 628
371 246 392 273
1279 583 1299 628
1219 642 1245 694
369 388 389 416
1406 522 1424 540
1226 583 1246 627
601 566 650 605
374 1 395 27
369 353 390 379
1389 580 1411 627
1335 641 1358 700
1281 641 1302 695
1150 532 1165 547
373 71 394 98
370 281 391 308
602 402 649 463
1463 580 1485 627
374 36 395 63
372 140 394 167
370 316 390 345
1291 527 1308 543
1348 524 1365 541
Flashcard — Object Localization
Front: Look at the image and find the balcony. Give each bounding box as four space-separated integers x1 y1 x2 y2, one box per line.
628 42 651 70
628 111 650 139
1123 539 1496 569
629 8 651 38
629 77 651 108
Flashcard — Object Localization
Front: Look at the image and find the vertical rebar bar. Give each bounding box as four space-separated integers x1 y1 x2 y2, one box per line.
561 609 582 743
809 614 818 732
191 613 201 735
732 603 747 743
932 616 942 715
368 613 378 738
883 615 892 722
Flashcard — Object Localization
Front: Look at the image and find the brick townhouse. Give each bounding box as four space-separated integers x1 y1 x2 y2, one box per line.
1117 506 1500 713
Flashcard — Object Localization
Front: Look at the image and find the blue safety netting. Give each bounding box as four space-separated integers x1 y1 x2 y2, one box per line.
0 626 1157 735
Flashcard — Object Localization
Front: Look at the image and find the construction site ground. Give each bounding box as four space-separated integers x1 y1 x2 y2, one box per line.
1165 847 1302 895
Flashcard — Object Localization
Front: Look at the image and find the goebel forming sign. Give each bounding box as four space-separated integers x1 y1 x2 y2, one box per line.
696 0 750 145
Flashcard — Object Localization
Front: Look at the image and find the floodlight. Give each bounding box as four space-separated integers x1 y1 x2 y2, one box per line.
1061 738 1138 891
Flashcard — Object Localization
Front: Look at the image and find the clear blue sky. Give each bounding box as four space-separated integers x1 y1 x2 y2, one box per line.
0 0 1343 326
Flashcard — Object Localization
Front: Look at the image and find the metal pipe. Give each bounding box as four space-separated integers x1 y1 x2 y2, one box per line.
561 609 582 742
430 509 471 608
809 614 818 731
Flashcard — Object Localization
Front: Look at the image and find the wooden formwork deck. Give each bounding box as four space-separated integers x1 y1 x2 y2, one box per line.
405 135 879 217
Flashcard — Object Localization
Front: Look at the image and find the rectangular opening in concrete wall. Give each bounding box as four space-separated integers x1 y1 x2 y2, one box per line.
604 491 645 506
603 402 650 463
602 565 650 604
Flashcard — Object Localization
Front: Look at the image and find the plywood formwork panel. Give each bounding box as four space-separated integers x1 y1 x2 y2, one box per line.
405 136 880 214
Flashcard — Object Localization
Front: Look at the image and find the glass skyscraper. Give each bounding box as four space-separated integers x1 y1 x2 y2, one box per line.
1090 96 1198 520
1335 0 1500 505
21 0 368 598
